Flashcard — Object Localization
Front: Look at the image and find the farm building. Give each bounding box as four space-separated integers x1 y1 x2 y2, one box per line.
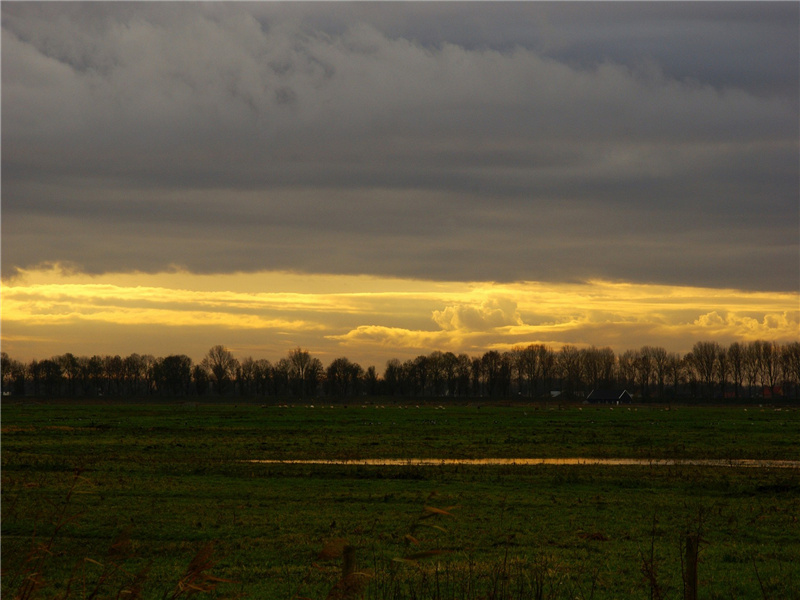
586 389 633 404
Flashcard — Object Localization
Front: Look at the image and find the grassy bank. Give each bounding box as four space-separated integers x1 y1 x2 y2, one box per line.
2 401 799 599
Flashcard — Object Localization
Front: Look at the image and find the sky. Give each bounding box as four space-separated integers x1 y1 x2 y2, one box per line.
2 2 798 368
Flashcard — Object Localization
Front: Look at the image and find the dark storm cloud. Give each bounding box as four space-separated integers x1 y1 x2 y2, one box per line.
2 2 798 290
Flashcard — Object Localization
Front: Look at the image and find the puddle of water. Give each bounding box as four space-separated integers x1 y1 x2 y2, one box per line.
246 458 800 469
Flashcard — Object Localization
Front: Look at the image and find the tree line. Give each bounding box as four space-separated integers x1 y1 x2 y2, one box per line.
2 340 799 401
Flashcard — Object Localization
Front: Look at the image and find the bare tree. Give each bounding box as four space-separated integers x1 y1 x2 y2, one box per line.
758 340 781 395
716 345 729 399
440 352 458 397
781 342 800 400
154 355 193 396
742 342 761 398
470 356 483 397
364 365 379 396
287 348 321 397
253 359 273 396
202 345 238 395
57 353 79 396
690 341 720 399
618 349 637 392
481 351 504 397
237 357 256 396
649 346 669 399
103 355 124 396
28 359 43 396
633 347 655 400
455 353 472 397
326 357 363 397
423 351 443 396
516 345 538 397
727 342 745 400
124 353 146 395
557 345 581 399
666 352 683 398
142 354 157 395
192 364 209 396
40 358 64 396
412 354 430 396
580 346 603 394
1 352 26 396
274 358 291 395
383 359 402 396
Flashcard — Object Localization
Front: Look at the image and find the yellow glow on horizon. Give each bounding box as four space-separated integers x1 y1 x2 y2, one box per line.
1 266 798 364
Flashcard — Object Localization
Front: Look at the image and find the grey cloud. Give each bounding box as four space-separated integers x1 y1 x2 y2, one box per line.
2 2 797 291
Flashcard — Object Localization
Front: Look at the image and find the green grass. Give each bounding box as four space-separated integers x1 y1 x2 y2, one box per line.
2 400 799 599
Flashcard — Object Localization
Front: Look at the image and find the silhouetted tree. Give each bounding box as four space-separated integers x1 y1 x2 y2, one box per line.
716 345 729 399
728 342 745 399
412 355 429 396
470 356 483 396
124 353 146 396
42 359 64 396
427 351 445 396
287 348 322 397
202 345 238 395
28 359 43 396
142 355 157 395
481 351 503 397
690 341 719 399
253 359 273 396
616 349 636 394
58 353 79 396
441 352 459 397
364 365 379 396
455 353 472 397
237 357 257 396
649 346 669 399
666 352 683 398
634 347 654 399
192 364 209 396
325 357 363 397
274 358 291 396
103 355 125 396
383 359 402 396
154 355 192 396
557 345 581 398
758 340 781 394
1 352 26 396
782 342 800 400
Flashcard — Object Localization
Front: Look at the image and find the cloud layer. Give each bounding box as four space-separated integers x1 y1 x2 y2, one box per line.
3 268 797 366
2 3 798 291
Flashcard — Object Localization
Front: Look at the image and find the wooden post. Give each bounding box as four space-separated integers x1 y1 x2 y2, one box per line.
326 545 359 600
684 534 699 600
342 544 356 579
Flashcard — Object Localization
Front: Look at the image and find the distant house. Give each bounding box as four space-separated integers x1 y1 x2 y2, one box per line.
586 389 632 404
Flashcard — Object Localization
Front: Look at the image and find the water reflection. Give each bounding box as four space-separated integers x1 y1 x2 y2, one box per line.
247 458 799 468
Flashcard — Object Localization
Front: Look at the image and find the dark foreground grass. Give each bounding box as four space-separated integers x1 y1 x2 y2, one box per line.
2 400 799 599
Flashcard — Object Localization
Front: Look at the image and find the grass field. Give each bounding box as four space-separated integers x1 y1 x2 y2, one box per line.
2 400 799 599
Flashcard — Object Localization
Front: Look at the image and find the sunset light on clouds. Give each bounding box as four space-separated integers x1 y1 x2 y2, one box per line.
3 267 797 367
1 2 798 368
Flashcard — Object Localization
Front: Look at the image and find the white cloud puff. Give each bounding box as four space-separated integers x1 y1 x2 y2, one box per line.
432 298 523 332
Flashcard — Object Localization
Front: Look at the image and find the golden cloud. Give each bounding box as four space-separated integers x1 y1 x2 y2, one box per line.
2 266 797 363
432 297 523 332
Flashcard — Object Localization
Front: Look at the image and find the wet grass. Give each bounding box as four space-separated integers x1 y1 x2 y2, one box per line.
2 400 799 598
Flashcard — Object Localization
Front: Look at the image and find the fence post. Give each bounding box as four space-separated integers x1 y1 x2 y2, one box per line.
684 534 699 600
342 545 356 579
